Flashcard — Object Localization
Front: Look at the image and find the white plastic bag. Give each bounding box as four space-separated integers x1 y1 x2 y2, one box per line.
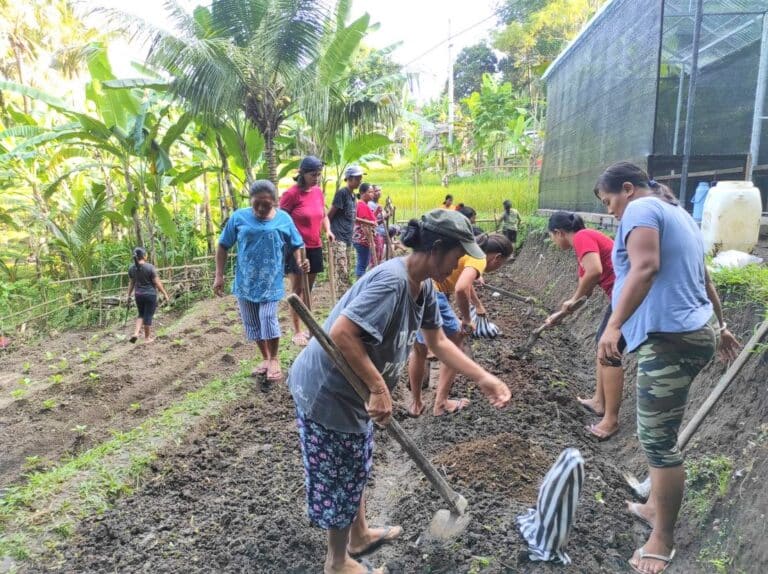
711 250 763 269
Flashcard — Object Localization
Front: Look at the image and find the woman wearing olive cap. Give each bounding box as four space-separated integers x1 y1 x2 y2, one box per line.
289 209 511 574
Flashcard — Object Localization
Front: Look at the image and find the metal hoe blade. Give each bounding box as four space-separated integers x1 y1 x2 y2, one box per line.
428 494 471 539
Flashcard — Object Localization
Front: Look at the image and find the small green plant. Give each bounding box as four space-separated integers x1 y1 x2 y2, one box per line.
22 361 31 373
549 379 568 389
23 455 42 470
20 376 33 386
171 338 185 347
79 350 101 364
45 351 54 361
469 556 492 574
87 371 100 382
71 424 88 434
56 358 69 373
129 402 141 412
594 491 605 504
11 388 26 399
685 455 733 520
41 399 58 411
49 373 64 385
52 522 74 538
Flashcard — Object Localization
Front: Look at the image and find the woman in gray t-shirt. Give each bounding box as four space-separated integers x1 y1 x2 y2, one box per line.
288 209 511 574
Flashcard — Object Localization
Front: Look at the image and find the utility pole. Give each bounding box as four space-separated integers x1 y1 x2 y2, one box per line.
447 18 454 148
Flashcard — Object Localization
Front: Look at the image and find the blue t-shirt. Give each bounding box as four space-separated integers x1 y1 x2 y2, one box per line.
218 208 304 303
612 197 712 352
289 258 442 433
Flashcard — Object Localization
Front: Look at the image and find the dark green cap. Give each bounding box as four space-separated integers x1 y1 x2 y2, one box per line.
421 209 484 259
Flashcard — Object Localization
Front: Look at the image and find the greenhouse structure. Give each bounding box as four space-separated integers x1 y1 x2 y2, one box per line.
539 0 768 213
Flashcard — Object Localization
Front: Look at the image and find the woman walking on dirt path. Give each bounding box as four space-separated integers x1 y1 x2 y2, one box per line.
329 165 364 294
368 185 386 266
214 180 308 383
280 156 335 347
546 212 623 441
407 232 513 417
352 183 377 278
594 162 731 574
289 209 511 574
126 247 169 344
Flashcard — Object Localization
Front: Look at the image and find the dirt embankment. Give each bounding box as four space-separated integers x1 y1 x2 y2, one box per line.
20 234 768 573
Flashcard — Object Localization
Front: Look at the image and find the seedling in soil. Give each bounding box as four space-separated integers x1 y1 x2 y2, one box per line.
685 455 733 520
171 338 185 347
20 377 32 386
22 361 31 373
41 399 58 411
79 350 101 364
114 333 127 342
549 380 568 389
52 522 74 539
11 389 26 399
23 456 42 470
87 372 100 382
45 351 54 361
129 402 141 412
49 374 64 385
469 556 492 574
71 424 88 434
594 491 605 504
55 358 69 373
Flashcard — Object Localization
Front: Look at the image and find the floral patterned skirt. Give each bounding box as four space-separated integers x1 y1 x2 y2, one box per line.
296 410 374 530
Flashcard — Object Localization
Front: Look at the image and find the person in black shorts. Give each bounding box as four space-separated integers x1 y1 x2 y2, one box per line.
126 247 169 343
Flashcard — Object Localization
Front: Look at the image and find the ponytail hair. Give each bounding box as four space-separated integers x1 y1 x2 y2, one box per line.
476 232 514 258
400 219 462 253
133 247 147 268
594 161 653 197
547 211 586 233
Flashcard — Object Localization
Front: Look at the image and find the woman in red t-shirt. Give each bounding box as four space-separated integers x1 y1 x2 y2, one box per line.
546 211 624 441
279 156 335 346
352 183 376 278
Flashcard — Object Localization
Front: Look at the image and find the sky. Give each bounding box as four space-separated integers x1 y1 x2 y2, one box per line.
86 0 500 103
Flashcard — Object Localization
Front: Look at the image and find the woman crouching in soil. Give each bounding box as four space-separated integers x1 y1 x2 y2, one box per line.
594 162 734 574
288 209 511 574
546 212 623 440
213 180 308 383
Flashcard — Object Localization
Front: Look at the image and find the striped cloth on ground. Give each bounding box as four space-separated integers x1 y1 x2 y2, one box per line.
516 447 585 565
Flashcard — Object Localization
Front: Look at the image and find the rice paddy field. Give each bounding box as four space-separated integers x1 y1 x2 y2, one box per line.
362 162 540 223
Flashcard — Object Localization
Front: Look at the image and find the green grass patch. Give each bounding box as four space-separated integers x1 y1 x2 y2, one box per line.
364 162 539 222
685 455 734 521
710 264 768 308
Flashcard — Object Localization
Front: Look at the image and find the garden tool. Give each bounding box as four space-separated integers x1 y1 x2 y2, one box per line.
287 294 471 539
299 247 312 311
625 318 768 500
517 296 587 356
483 283 537 305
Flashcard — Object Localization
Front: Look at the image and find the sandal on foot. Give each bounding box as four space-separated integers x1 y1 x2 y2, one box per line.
435 398 470 417
251 366 268 377
626 501 653 529
349 525 403 558
586 423 618 442
291 332 309 346
129 336 138 344
266 370 283 382
358 558 384 574
629 546 676 574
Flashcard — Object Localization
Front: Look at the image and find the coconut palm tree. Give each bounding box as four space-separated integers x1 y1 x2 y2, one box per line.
108 0 334 184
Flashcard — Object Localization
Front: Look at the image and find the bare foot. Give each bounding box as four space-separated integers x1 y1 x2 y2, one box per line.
587 419 619 441
577 396 605 416
325 556 384 574
348 525 402 557
407 400 425 418
626 501 655 528
251 361 269 377
434 397 470 416
144 337 155 344
266 359 282 382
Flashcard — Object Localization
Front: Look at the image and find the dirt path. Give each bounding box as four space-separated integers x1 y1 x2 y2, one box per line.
26 263 659 573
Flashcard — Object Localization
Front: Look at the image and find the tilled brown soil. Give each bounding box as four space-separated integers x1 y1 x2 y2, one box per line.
0 296 255 489
27 265 654 573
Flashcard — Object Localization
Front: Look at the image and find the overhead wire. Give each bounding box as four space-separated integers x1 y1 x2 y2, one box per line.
402 12 499 68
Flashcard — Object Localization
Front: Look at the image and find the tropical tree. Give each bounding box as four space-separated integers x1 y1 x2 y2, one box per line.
452 42 498 101
108 0 336 184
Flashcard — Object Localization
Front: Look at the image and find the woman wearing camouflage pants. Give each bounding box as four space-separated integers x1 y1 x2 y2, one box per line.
594 162 728 574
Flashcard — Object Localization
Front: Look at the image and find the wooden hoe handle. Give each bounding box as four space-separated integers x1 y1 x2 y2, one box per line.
286 294 466 516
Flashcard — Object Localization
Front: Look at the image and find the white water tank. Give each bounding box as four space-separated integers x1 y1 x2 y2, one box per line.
700 181 762 255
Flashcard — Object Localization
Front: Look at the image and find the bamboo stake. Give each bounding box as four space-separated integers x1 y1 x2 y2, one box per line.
366 227 378 267
300 247 312 311
326 238 338 303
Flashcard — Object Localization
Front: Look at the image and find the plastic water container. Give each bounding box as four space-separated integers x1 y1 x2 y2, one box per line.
691 182 710 223
700 181 762 254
